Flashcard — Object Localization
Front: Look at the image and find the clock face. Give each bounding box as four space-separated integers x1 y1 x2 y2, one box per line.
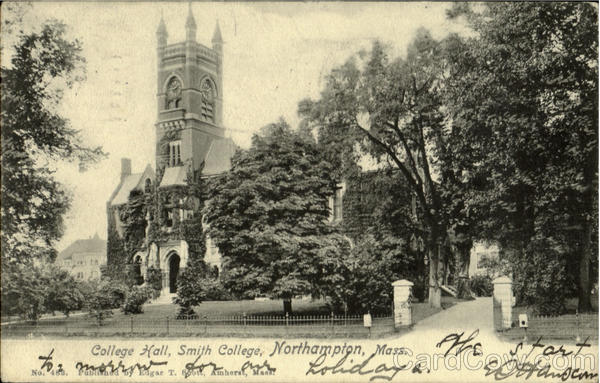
167 78 182 97
201 79 213 101
166 77 182 109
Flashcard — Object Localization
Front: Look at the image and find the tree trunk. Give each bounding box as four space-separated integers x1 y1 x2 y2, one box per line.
428 243 442 308
578 216 592 312
283 299 292 315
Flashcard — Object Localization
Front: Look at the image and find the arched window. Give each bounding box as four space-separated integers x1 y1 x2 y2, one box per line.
165 77 182 109
144 178 152 193
200 79 215 122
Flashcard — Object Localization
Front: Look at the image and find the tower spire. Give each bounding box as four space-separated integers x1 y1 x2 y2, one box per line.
212 20 223 44
185 2 197 41
156 10 168 47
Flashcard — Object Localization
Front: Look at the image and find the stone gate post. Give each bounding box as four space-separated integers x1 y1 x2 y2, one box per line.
492 276 513 330
392 280 413 329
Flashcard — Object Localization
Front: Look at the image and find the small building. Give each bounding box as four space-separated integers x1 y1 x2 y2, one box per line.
56 234 107 280
468 241 499 277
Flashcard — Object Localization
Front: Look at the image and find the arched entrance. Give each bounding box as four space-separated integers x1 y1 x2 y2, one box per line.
168 253 180 293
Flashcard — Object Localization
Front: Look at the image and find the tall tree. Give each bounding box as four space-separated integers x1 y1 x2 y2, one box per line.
1 12 104 266
302 35 452 307
204 120 349 314
443 3 598 312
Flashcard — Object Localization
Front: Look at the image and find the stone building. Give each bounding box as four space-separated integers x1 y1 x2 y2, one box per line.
56 234 106 280
106 8 235 298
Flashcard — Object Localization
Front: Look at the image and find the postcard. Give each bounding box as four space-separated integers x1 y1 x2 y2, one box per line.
1 1 598 382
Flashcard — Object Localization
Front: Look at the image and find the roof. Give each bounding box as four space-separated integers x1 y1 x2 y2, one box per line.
203 137 237 176
108 165 155 206
160 165 188 188
57 234 106 261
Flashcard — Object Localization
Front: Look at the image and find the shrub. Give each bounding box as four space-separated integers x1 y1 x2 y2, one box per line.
323 234 418 315
122 286 152 314
145 266 162 299
470 274 493 297
1 263 47 321
512 237 570 315
44 266 85 317
83 278 128 325
175 260 220 317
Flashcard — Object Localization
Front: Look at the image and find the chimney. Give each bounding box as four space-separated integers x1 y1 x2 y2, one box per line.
121 158 132 181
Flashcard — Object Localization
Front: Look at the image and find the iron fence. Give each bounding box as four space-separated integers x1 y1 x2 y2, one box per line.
1 312 394 338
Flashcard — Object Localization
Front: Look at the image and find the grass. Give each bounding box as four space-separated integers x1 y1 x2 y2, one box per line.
2 297 459 338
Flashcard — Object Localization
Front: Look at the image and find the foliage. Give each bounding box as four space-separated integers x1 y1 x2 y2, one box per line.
1 16 104 267
174 260 219 317
204 120 344 312
121 285 153 315
443 2 598 312
1 263 49 321
479 254 512 280
323 235 419 314
145 266 163 299
119 191 149 256
44 265 85 317
1 262 85 321
83 278 127 325
510 237 571 315
469 275 493 298
300 35 459 307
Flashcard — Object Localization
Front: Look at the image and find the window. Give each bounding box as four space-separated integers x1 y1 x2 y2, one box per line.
169 141 182 167
333 187 343 221
200 79 215 122
329 187 343 222
144 178 152 193
166 210 174 228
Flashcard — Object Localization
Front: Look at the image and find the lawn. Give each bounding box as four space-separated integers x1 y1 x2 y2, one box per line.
2 297 460 338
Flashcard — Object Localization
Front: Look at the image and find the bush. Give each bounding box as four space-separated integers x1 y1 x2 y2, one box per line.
1 263 47 321
470 274 493 297
512 237 570 315
323 234 419 315
122 285 152 314
175 260 222 317
44 266 85 316
83 278 128 325
145 266 162 299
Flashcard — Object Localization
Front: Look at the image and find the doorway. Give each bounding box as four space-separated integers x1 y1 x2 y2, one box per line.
168 253 180 293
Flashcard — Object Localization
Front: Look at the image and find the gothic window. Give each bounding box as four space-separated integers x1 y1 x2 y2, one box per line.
144 178 152 193
166 210 174 228
165 77 182 109
200 79 215 122
169 140 182 167
329 186 343 222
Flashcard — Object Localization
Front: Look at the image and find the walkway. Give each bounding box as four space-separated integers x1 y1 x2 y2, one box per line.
415 297 493 333
397 297 508 348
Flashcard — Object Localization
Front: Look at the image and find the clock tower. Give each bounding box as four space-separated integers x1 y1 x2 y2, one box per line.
155 5 224 177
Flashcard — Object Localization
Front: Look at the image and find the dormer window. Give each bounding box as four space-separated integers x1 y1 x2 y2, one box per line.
169 140 182 167
200 79 215 122
166 77 182 109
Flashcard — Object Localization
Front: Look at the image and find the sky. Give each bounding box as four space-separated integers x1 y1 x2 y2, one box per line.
6 1 469 251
